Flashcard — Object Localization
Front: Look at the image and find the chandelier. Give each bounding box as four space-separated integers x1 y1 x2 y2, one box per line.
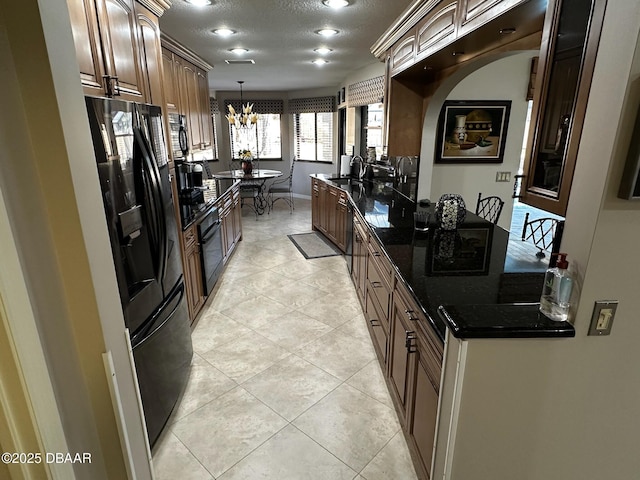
226 80 257 129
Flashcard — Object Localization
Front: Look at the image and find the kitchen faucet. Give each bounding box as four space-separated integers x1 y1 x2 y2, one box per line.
351 155 365 180
396 156 413 181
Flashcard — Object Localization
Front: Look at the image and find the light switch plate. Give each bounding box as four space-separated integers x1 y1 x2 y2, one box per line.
495 171 511 182
588 301 618 336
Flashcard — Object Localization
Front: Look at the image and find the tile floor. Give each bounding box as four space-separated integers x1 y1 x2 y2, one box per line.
152 198 418 480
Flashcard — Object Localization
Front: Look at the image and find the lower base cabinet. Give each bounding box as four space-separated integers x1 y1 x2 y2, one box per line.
410 339 440 477
183 224 204 322
219 184 242 263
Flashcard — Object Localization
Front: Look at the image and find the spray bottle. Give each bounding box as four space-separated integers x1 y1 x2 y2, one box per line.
539 253 573 322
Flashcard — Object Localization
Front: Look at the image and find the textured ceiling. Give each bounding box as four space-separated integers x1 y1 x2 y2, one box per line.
159 0 415 93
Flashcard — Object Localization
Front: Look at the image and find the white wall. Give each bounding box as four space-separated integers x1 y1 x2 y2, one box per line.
418 52 536 230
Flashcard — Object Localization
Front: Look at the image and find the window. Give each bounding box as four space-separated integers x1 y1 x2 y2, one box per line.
294 112 333 162
229 113 282 160
362 102 384 158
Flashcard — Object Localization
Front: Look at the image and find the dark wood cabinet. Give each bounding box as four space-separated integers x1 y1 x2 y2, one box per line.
67 0 167 102
183 224 204 322
409 333 440 479
161 36 214 156
161 47 180 113
388 283 418 426
351 212 368 306
219 183 242 263
520 0 606 215
310 178 349 252
135 2 164 106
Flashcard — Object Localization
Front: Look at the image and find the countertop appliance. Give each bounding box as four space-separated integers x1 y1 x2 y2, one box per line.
197 206 223 296
168 113 189 161
85 96 192 448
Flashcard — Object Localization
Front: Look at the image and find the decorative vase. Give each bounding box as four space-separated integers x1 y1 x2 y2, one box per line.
451 115 467 144
241 159 253 175
435 193 466 230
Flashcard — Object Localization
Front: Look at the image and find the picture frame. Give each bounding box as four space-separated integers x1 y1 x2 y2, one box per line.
435 100 511 164
427 225 493 276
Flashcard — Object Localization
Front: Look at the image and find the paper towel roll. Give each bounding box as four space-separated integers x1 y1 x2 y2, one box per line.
340 155 352 175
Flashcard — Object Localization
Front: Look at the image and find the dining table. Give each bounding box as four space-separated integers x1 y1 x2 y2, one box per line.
213 169 283 215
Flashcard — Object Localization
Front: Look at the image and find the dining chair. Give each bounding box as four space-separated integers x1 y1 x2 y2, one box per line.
521 212 564 258
267 156 296 213
475 192 505 224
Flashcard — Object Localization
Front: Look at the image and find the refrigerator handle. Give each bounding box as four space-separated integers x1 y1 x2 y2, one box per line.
130 281 184 347
135 128 166 284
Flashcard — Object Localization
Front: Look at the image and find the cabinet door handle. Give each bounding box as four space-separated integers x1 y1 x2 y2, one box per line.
405 309 418 321
369 319 379 327
372 251 381 257
371 281 383 288
405 330 417 353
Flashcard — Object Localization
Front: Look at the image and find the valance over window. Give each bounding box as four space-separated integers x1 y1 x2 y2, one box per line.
220 99 284 114
347 75 384 107
288 96 336 114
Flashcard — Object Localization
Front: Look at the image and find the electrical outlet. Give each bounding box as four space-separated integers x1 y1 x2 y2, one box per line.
588 301 618 336
495 171 511 182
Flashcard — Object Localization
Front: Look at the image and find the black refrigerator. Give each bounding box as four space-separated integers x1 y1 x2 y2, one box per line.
85 96 192 448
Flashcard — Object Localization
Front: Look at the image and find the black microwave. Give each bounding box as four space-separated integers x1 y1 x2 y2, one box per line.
168 113 189 161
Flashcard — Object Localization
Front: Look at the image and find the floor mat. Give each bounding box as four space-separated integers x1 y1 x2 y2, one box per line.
288 232 342 259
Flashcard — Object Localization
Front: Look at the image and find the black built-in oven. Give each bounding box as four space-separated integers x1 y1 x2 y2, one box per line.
197 206 223 296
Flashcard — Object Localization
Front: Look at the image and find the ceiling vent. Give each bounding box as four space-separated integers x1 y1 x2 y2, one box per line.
224 59 255 65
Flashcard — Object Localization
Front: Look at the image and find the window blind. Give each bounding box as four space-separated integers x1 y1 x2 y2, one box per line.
347 76 385 107
288 96 336 114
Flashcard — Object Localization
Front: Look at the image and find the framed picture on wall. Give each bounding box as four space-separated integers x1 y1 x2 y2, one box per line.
435 100 511 164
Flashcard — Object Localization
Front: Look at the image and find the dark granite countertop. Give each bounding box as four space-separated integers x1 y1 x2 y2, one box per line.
311 174 575 342
179 178 238 230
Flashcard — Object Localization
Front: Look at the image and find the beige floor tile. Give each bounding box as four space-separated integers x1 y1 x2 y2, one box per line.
242 355 341 421
170 353 236 422
346 360 395 410
220 295 293 329
303 295 365 328
218 425 357 480
360 431 419 480
201 332 290 383
300 268 354 291
152 432 213 480
269 257 327 280
155 202 418 480
263 280 331 309
293 383 400 472
254 310 334 351
191 311 253 354
337 313 372 342
172 387 287 478
296 329 376 381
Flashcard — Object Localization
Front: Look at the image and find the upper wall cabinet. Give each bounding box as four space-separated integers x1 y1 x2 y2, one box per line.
520 0 606 216
161 36 214 156
67 0 168 102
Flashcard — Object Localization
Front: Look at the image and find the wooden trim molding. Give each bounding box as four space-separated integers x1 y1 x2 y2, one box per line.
161 33 213 71
371 0 441 59
136 0 171 17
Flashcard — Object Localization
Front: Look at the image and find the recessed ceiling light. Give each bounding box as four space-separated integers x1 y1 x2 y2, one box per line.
229 48 249 54
213 28 236 37
185 0 211 5
314 47 333 55
323 0 349 8
316 29 339 37
312 59 329 65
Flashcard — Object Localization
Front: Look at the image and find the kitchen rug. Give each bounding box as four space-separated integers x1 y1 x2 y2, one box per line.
288 232 342 259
